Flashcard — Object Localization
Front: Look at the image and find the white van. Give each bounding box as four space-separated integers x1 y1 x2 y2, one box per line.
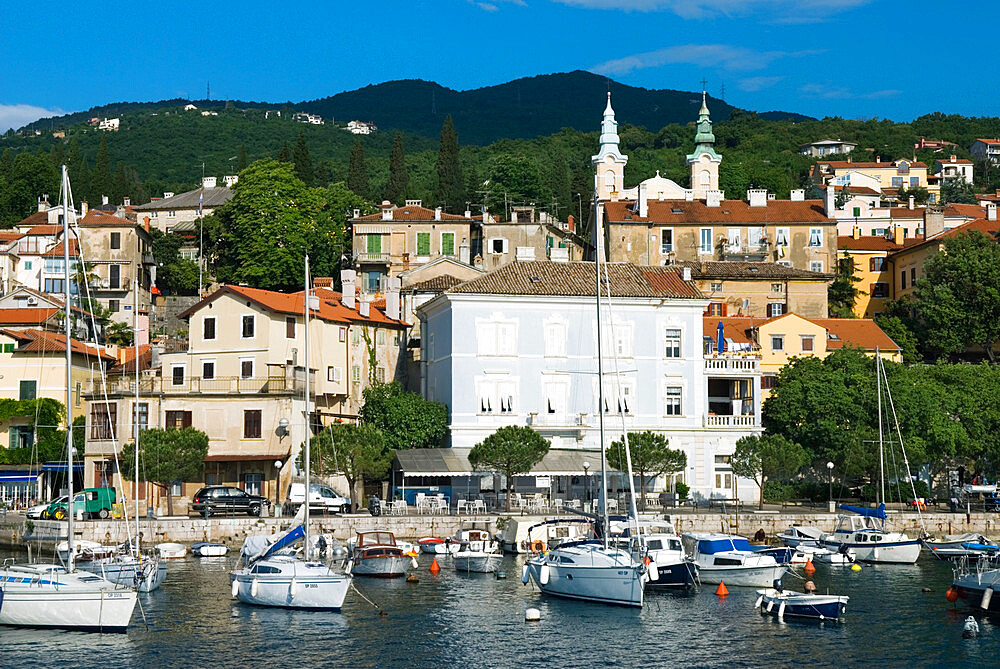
285 482 350 515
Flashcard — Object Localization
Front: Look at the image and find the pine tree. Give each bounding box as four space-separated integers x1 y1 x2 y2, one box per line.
292 131 314 186
237 145 248 172
434 115 465 212
91 134 112 203
276 142 291 163
347 139 369 199
65 138 90 203
49 143 65 168
384 131 408 205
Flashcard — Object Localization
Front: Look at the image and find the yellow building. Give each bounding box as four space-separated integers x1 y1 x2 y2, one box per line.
837 234 906 318
812 158 939 202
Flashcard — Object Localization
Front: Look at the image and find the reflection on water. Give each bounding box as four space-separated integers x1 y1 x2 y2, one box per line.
2 548 998 667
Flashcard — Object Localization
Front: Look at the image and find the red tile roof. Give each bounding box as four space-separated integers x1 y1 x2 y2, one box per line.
0 231 24 244
25 224 62 236
14 211 50 229
818 160 928 169
0 328 114 360
702 317 758 345
810 318 900 352
352 203 473 222
79 210 136 227
975 139 1000 145
0 308 59 325
936 158 973 165
111 344 153 374
604 199 832 224
838 236 903 251
888 217 1000 257
41 239 80 257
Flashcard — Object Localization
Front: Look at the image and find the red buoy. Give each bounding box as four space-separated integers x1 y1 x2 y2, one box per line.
715 581 729 597
429 557 441 574
946 586 959 603
803 560 816 575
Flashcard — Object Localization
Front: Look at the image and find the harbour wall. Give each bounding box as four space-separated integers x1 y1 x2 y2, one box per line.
3 510 999 550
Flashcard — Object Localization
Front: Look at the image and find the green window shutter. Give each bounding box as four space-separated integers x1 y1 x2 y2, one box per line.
367 234 381 254
417 233 430 255
19 380 36 400
9 427 15 449
442 233 455 256
3 343 13 353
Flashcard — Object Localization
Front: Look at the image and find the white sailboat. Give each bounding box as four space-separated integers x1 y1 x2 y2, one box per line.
0 166 138 632
524 102 647 607
229 255 351 609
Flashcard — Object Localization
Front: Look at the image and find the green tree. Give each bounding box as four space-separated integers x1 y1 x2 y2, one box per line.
120 427 209 516
0 398 66 465
897 186 930 205
607 431 686 509
276 142 291 163
359 381 448 452
292 131 314 186
468 425 550 511
730 434 809 509
484 153 549 216
384 131 408 205
347 140 369 199
1 152 58 224
910 231 1000 361
828 252 863 318
91 134 112 203
434 115 465 211
305 422 390 512
875 315 920 365
105 321 134 346
237 145 248 172
941 176 978 204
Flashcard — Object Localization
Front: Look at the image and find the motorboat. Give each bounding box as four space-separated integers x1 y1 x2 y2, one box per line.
231 525 350 610
501 517 591 554
800 544 856 565
755 579 849 622
776 525 825 548
451 521 503 573
952 557 1000 612
418 537 456 555
613 518 697 588
923 534 999 561
156 543 188 559
820 505 921 564
523 540 646 607
350 531 414 578
753 545 810 565
682 533 787 587
192 542 230 557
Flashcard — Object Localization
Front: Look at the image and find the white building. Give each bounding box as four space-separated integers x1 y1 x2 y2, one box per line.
971 138 1000 164
933 155 974 183
799 139 857 157
417 260 763 503
98 118 120 131
346 120 376 135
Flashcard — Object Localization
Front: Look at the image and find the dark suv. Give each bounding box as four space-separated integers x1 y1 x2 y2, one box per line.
191 486 272 518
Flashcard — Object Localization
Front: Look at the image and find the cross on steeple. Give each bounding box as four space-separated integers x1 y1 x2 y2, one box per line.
700 78 708 92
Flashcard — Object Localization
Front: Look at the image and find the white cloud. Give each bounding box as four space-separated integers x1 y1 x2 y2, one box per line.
552 0 870 20
798 83 902 100
468 0 524 9
477 2 499 9
591 44 822 75
0 103 65 133
737 76 784 92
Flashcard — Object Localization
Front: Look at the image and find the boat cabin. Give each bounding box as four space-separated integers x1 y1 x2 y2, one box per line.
356 531 398 548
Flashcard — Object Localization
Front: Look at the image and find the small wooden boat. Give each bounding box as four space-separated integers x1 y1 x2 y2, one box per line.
191 542 229 557
923 534 999 561
451 521 502 573
156 543 188 559
755 582 849 621
418 537 455 555
349 531 414 578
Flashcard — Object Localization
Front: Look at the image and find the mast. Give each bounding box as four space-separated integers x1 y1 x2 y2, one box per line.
62 165 75 572
303 254 311 560
134 262 140 554
594 191 609 549
876 350 885 506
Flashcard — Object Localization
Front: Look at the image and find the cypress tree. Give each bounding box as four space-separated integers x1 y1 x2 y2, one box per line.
292 131 314 186
434 115 464 212
237 145 248 171
384 131 408 205
347 139 369 199
66 138 90 203
91 134 113 203
50 142 65 168
276 142 291 163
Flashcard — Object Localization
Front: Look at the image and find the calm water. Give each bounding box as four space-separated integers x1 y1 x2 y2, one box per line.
1 547 998 668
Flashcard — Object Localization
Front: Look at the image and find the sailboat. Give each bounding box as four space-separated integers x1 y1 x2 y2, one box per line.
0 166 139 632
820 354 922 564
523 129 647 606
229 255 352 609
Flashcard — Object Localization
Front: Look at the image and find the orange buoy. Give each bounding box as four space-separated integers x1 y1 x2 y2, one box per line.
946 586 959 603
804 559 816 574
715 581 729 597
429 557 440 574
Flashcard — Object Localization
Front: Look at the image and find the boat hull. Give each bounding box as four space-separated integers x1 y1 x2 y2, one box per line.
77 558 167 592
953 570 1000 612
0 568 137 632
525 546 645 607
697 564 788 587
351 556 410 578
755 588 848 621
453 553 502 573
647 560 699 588
231 572 350 610
821 538 921 564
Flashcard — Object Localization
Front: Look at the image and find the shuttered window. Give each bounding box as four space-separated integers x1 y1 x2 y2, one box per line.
416 233 430 255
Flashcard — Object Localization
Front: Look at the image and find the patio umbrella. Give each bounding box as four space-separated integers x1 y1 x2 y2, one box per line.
717 320 725 354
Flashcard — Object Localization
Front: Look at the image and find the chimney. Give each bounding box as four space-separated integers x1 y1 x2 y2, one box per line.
876 155 880 163
908 195 915 210
706 190 723 207
224 175 239 187
38 195 48 212
341 269 356 309
163 192 174 199
143 215 150 232
924 206 945 238
682 266 692 282
359 294 372 318
747 189 767 207
434 207 442 221
893 226 905 245
382 204 393 221
852 226 861 240
123 196 131 207
988 203 998 222
385 277 401 321
567 214 575 233
202 176 217 188
81 201 89 218
950 154 957 162
353 208 360 219
790 189 805 202
102 195 109 206
824 185 836 215
460 239 470 265
464 208 471 218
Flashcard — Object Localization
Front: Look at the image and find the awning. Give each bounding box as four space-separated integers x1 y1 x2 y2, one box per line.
204 453 290 463
393 448 611 477
0 472 38 482
42 462 84 472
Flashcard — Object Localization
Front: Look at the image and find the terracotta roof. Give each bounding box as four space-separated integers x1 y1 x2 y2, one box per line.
79 210 137 227
838 236 903 251
677 260 832 280
25 224 62 236
352 204 473 222
14 211 50 229
0 231 24 243
936 158 973 165
110 345 153 374
447 261 702 299
604 199 832 224
0 328 114 360
810 318 900 352
702 317 757 345
945 203 987 219
977 193 1000 202
312 287 407 327
41 239 80 257
403 275 468 293
888 217 1000 258
818 184 880 196
0 308 59 325
974 139 1000 144
818 160 928 170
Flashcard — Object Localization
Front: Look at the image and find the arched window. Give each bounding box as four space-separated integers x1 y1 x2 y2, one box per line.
700 170 710 185
605 170 616 194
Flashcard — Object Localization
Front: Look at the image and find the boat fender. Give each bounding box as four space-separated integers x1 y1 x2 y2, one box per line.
766 599 774 612
539 564 550 585
231 578 239 598
345 560 353 575
754 595 763 609
251 578 259 598
647 563 658 581
981 587 993 610
777 601 786 621
290 577 298 597
521 564 530 584
411 556 419 570
946 586 959 603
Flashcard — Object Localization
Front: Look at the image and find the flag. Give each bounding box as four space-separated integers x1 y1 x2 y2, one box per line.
197 187 204 217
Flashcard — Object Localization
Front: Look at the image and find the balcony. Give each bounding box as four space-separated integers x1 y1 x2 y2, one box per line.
721 243 769 262
355 252 390 265
87 374 313 397
704 354 760 374
527 412 589 428
704 414 759 428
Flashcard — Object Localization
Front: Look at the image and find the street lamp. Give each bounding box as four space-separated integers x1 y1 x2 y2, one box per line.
583 461 591 506
826 461 835 512
274 459 284 512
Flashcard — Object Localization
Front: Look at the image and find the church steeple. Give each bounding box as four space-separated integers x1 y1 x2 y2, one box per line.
592 92 628 201
686 89 722 200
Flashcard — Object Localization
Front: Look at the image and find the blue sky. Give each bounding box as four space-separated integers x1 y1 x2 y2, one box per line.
1 0 994 132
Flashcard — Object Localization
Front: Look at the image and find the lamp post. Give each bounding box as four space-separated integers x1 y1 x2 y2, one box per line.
274 459 283 512
827 461 835 513
583 461 591 510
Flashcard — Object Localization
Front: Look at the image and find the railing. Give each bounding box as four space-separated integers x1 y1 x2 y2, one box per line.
704 414 758 428
528 412 589 427
704 356 760 373
86 375 312 396
355 252 390 264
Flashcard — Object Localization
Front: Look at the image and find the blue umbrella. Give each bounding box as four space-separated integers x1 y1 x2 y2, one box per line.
717 320 725 354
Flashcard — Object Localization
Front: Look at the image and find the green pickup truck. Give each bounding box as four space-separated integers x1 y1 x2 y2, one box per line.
44 487 117 520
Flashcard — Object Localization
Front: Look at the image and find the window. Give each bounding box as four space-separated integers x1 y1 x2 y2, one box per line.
891 177 903 188
171 365 185 386
699 228 713 254
2 343 13 353
771 283 783 293
244 473 262 496
75 381 81 407
761 374 778 390
90 403 117 440
202 360 215 380
203 316 216 340
44 278 65 293
477 321 517 356
109 299 119 312
109 264 121 289
910 176 919 188
775 227 789 247
660 229 673 253
351 365 361 382
727 228 741 251
710 282 723 292
801 335 814 352
852 206 861 217
376 330 385 346
416 232 431 256
10 426 34 449
110 232 121 250
810 261 824 273
339 327 347 342
748 226 762 249
544 321 567 357
366 271 381 292
900 270 907 290
241 314 255 338
771 335 784 351
240 359 254 379
351 328 360 344
766 303 785 317
24 261 32 270
133 402 148 439
285 317 295 339
716 473 733 490
808 228 823 247
367 234 381 254
664 328 681 358
910 267 917 284
441 232 455 256
328 366 343 383
244 410 262 439
478 379 517 414
167 210 177 218
707 302 725 317
871 283 890 298
490 238 508 255
665 386 682 415
897 162 910 175
19 380 36 400
376 367 385 383
611 323 633 358
870 258 885 272
165 411 192 429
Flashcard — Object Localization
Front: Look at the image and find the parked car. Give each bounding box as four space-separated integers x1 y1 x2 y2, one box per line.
45 488 116 520
191 486 272 518
27 495 66 519
285 482 350 515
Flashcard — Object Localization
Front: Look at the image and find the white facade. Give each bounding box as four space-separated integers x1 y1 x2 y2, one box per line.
418 283 762 502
